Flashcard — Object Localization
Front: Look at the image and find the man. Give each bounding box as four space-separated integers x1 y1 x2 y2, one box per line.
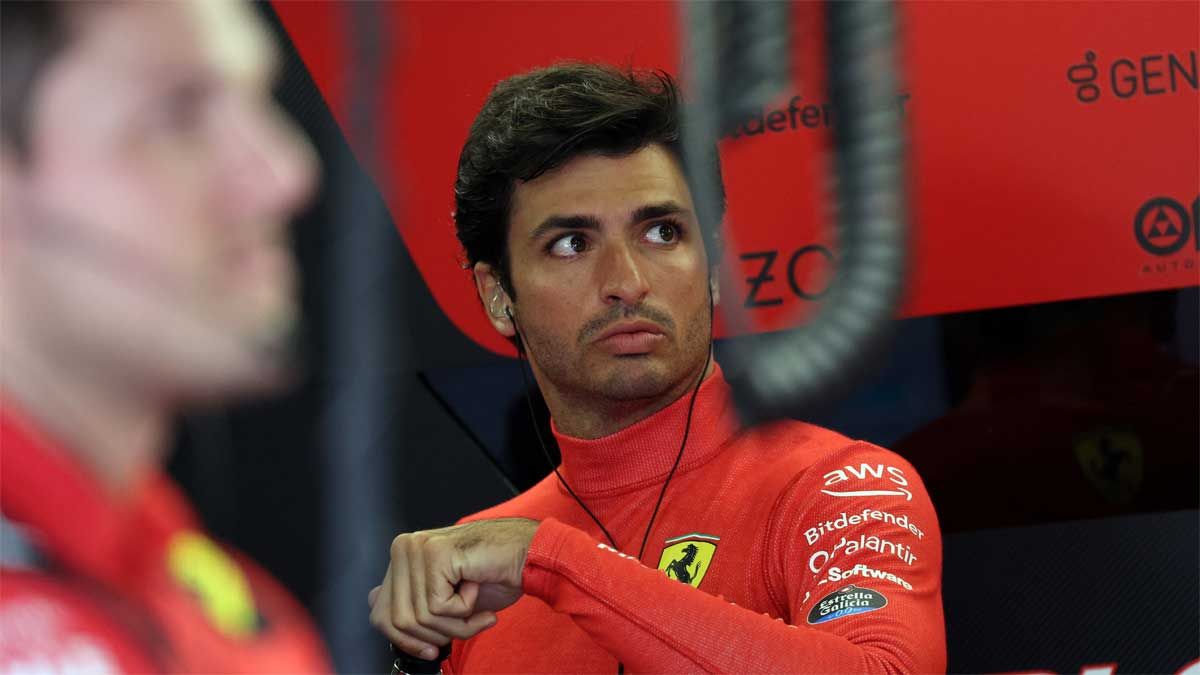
1 1 329 671
369 63 945 673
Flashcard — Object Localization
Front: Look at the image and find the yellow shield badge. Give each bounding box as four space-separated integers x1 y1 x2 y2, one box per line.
657 533 719 589
166 531 261 637
1074 427 1144 505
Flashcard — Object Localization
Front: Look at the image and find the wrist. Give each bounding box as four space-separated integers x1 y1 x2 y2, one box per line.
518 518 576 603
513 518 540 582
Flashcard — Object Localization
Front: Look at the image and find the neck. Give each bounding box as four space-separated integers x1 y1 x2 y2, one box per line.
539 354 714 440
1 327 170 497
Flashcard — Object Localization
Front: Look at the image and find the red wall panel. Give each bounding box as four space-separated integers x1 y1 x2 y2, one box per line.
273 1 1199 356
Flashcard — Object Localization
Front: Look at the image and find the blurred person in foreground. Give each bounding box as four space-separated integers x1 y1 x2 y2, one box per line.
0 1 329 671
369 63 945 673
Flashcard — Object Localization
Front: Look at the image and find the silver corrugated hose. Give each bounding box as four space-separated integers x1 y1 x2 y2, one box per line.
682 1 908 423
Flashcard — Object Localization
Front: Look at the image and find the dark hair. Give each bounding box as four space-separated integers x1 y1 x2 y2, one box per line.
453 62 724 296
1 1 73 159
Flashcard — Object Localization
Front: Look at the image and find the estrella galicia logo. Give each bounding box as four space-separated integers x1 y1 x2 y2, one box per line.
806 584 888 625
1135 196 1197 256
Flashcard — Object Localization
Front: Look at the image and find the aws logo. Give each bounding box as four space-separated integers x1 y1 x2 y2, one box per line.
821 463 913 501
657 533 720 589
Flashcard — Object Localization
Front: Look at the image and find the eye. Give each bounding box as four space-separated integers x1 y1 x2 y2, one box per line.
644 221 680 245
548 232 589 258
144 83 213 141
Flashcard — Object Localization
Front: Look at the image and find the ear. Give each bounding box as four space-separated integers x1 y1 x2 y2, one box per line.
473 261 516 338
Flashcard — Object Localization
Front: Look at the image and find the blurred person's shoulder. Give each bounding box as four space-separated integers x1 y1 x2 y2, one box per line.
0 567 162 672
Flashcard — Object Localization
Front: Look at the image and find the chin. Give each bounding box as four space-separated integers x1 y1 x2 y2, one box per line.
182 357 298 404
595 358 675 401
172 322 302 403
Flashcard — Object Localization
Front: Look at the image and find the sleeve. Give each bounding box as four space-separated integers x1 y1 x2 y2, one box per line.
0 569 162 673
520 443 945 674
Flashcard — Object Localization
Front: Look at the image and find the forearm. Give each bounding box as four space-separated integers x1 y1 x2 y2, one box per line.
523 519 932 674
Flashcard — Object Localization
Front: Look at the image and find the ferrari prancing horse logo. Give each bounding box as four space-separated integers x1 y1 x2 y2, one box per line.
657 533 719 589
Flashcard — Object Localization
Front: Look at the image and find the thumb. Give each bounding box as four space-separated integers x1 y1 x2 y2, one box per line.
367 585 382 608
458 581 480 610
429 579 480 618
464 610 497 634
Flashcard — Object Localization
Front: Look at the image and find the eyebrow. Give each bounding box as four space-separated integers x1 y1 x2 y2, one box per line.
529 214 603 242
528 201 693 242
631 201 691 224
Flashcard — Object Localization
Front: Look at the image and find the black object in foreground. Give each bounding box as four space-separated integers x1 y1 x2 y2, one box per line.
683 1 909 423
391 644 452 675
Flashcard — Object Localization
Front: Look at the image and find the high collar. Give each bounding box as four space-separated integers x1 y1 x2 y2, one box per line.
551 362 742 497
0 399 194 587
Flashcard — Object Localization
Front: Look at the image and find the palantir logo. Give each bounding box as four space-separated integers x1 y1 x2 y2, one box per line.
1135 196 1197 256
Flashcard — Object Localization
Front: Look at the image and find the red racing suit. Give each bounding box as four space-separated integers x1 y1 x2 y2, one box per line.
0 402 331 673
449 363 945 673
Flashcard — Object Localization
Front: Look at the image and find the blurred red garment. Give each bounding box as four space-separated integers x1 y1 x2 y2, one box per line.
0 404 331 673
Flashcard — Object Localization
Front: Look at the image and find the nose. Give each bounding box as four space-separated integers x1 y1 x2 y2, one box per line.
597 240 650 307
223 101 319 228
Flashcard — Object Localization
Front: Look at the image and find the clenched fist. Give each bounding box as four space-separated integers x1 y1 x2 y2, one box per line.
368 518 540 660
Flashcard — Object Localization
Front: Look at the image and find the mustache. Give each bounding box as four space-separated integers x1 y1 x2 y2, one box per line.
577 304 676 344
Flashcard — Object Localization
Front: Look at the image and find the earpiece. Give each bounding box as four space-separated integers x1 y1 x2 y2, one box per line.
489 287 509 320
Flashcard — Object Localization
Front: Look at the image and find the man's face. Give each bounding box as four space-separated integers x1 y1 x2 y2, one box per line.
487 144 713 408
1 1 317 399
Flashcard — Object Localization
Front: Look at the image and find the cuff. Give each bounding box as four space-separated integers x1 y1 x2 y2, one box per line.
521 517 574 602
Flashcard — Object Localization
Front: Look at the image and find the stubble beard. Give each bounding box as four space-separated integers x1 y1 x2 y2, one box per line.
522 297 712 409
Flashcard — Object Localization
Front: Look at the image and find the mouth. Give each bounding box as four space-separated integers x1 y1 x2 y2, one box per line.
594 320 667 355
226 237 294 286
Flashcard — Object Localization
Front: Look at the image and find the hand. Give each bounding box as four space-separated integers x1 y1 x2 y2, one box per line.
368 518 540 660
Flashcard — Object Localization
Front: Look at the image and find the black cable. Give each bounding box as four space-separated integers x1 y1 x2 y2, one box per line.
515 326 712 561
635 341 710 562
511 285 714 675
513 320 620 550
